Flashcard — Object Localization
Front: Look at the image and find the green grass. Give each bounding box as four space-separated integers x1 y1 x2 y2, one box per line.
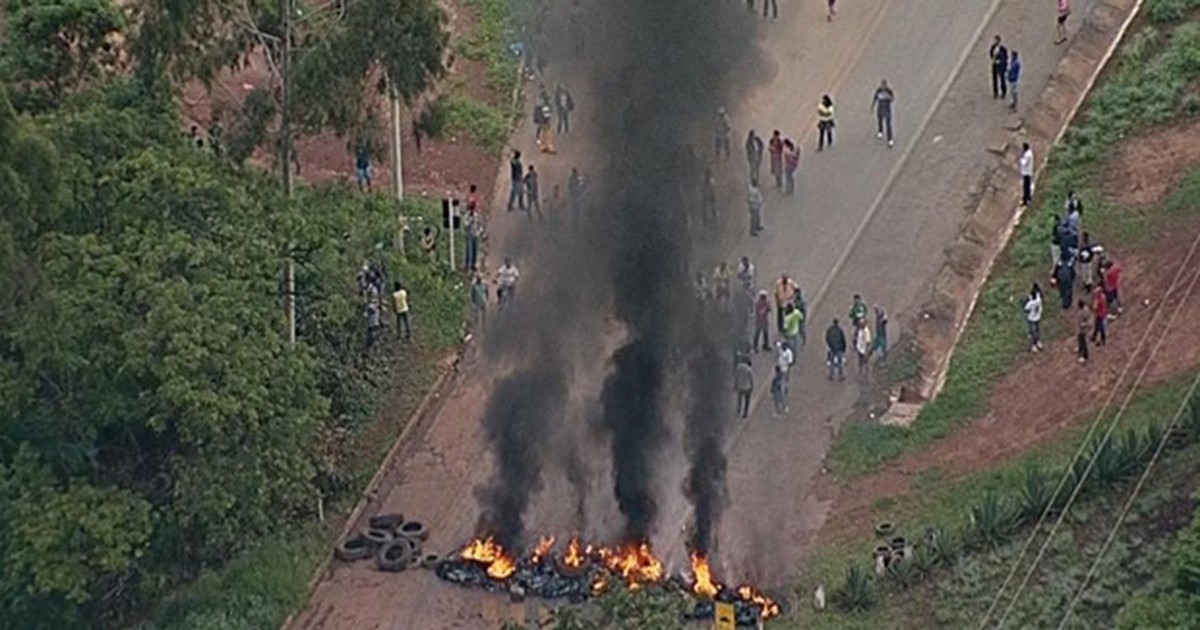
789 373 1200 629
828 17 1200 478
444 95 512 154
458 0 527 100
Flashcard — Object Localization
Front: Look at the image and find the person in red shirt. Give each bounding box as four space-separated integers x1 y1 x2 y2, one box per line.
1090 283 1107 346
1103 258 1122 317
768 130 784 189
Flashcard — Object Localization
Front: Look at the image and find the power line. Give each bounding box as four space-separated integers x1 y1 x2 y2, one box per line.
1057 365 1200 629
978 223 1200 629
988 230 1200 628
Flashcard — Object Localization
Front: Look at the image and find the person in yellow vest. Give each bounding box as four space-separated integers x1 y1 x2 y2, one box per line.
392 282 412 341
817 94 836 151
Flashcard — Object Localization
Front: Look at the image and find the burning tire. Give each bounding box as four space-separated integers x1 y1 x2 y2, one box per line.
334 536 374 562
397 520 430 541
368 512 404 532
376 539 415 572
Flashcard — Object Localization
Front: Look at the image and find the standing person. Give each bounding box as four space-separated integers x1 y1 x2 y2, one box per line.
1077 232 1096 287
989 35 1009 99
783 139 800 196
464 186 480 271
1056 258 1076 310
713 262 733 304
1065 191 1083 233
392 282 412 341
745 130 765 187
569 167 585 226
1018 142 1034 207
1076 299 1090 363
507 150 524 211
1056 0 1071 45
555 84 575 135
827 0 837 21
768 130 784 189
471 273 488 330
783 303 802 357
776 341 794 382
747 183 764 237
872 79 896 147
825 318 847 381
853 321 874 377
1090 282 1108 346
524 164 542 219
774 273 799 334
793 289 809 346
817 95 836 151
734 359 754 419
754 290 772 351
848 294 868 329
872 306 889 360
762 0 778 20
1024 283 1045 351
1007 51 1022 112
770 365 788 416
355 146 371 189
1048 214 1065 279
1103 258 1122 316
496 257 520 308
365 300 382 349
737 256 756 292
714 108 732 161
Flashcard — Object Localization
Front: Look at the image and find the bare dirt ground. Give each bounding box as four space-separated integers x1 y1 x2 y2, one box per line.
817 124 1200 548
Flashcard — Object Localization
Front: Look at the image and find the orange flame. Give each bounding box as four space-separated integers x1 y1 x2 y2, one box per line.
530 536 556 564
736 584 781 619
459 537 517 579
689 552 719 598
597 542 664 586
563 536 585 568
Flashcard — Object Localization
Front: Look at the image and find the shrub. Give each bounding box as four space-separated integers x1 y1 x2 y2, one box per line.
966 490 1018 550
1019 466 1054 525
834 564 877 613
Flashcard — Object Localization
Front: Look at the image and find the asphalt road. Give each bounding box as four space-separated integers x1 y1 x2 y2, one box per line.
289 0 1100 627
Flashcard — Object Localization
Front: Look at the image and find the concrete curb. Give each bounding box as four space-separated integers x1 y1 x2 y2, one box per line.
899 0 1145 418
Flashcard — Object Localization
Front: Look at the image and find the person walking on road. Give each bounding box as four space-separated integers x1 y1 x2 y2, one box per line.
774 273 799 334
734 359 754 419
747 183 765 237
848 293 868 329
754 290 772 351
783 302 803 356
1018 142 1034 206
771 365 788 416
817 95 836 151
762 0 778 20
713 262 733 304
853 320 873 377
1024 283 1044 352
783 139 800 195
768 130 784 189
872 79 896 147
825 318 847 381
746 130 765 187
471 273 488 330
391 282 412 341
989 35 1009 99
1090 282 1108 345
1007 51 1022 112
555 84 575 135
524 164 542 220
738 256 756 292
1056 0 1071 45
776 340 794 376
715 108 732 160
872 305 889 359
508 150 524 211
827 0 837 21
496 257 520 308
1076 298 1090 363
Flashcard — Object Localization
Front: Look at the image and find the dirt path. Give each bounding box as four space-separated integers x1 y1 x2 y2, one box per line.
287 0 1116 627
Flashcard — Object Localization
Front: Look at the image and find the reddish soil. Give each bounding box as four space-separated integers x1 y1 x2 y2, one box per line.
177 3 500 205
1101 116 1200 208
818 202 1200 548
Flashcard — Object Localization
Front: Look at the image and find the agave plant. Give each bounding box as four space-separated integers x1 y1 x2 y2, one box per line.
886 552 918 590
910 543 938 579
923 526 960 568
835 564 877 612
1019 466 1053 525
967 490 1018 550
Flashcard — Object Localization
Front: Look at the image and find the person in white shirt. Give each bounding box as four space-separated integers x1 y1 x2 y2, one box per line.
1024 283 1044 352
496 257 520 308
1018 142 1034 206
775 341 794 380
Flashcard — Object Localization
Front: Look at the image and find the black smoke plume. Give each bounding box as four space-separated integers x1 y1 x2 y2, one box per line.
684 336 731 554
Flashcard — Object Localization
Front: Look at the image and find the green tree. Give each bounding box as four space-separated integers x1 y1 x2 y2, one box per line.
2 0 126 102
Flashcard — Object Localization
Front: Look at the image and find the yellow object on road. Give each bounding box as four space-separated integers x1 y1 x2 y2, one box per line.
714 601 735 630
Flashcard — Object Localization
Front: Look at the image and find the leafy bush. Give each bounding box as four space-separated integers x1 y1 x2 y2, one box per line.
966 491 1018 550
834 564 877 612
1019 466 1054 524
1147 0 1200 25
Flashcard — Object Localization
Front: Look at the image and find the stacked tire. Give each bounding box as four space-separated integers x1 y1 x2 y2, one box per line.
333 512 435 573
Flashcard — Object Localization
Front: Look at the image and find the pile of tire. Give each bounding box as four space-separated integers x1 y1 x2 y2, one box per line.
333 513 438 572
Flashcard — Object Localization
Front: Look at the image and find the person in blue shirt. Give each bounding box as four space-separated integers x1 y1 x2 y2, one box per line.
1008 51 1022 112
355 146 371 190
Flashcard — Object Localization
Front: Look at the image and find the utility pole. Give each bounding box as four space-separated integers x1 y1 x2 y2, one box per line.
281 0 296 345
390 85 407 256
